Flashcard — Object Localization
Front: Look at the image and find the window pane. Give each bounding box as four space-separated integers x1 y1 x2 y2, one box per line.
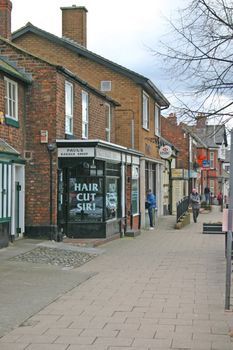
82 92 89 138
4 78 18 120
65 82 73 134
69 177 103 222
155 104 160 136
106 177 118 220
143 93 149 129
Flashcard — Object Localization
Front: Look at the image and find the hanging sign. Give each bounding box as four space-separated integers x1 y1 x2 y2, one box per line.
159 145 172 159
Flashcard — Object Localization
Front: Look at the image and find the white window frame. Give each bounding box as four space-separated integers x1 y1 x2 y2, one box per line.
100 81 112 92
4 77 18 121
82 91 89 139
142 91 149 130
105 103 111 142
210 179 215 195
210 151 214 169
65 81 73 135
154 103 160 136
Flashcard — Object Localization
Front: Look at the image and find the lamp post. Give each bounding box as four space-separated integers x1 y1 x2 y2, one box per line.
225 129 233 310
47 143 56 240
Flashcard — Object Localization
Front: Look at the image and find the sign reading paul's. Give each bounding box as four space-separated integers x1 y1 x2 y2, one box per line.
159 145 172 159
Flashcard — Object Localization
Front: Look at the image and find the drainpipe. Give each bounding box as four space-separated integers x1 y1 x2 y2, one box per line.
47 143 56 240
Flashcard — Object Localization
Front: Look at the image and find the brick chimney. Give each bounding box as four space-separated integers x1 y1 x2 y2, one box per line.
167 112 177 126
61 5 87 47
196 113 207 129
0 0 12 40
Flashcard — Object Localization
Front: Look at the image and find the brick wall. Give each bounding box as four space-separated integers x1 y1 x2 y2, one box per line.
13 33 161 159
0 40 116 228
161 116 189 169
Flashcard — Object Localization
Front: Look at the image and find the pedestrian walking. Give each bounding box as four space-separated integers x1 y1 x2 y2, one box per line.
146 189 157 229
204 185 210 204
217 192 223 206
190 188 201 223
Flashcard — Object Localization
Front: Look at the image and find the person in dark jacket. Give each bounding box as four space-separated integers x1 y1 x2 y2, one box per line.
146 189 157 229
204 186 210 204
190 188 201 223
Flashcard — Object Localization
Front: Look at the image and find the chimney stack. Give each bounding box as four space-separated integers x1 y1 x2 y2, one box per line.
196 113 207 129
61 5 87 47
0 0 12 40
167 112 177 126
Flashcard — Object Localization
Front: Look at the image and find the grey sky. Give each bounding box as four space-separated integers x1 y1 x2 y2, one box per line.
11 0 185 99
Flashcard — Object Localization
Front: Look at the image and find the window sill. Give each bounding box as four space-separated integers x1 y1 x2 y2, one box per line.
142 126 150 132
65 133 75 140
5 117 19 128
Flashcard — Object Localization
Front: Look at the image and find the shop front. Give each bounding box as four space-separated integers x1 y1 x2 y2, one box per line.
0 140 25 248
57 140 142 239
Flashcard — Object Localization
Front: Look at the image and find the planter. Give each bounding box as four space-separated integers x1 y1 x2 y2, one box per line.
202 223 223 234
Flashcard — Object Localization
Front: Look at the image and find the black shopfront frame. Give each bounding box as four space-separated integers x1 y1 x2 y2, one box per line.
58 157 122 239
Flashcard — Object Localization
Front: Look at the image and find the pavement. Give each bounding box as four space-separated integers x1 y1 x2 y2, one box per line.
0 205 233 349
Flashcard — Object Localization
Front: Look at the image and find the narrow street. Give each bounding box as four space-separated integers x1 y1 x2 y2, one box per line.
1 206 233 350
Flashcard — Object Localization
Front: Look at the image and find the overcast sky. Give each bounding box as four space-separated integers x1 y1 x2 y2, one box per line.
11 0 184 103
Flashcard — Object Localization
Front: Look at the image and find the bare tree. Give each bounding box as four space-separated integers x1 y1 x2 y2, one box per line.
155 0 233 126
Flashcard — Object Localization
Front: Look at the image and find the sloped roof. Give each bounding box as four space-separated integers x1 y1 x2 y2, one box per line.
189 125 228 148
12 23 170 107
0 139 20 155
181 123 207 148
0 37 120 106
0 56 32 83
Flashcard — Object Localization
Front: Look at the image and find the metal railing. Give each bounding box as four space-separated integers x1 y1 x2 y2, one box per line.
176 196 189 223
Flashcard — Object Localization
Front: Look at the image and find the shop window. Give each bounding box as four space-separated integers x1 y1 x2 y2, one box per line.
69 176 104 223
106 178 118 220
131 166 139 214
105 163 120 220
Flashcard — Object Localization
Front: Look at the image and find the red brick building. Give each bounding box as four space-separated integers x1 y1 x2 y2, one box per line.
0 1 144 242
161 113 207 212
0 53 29 247
190 115 228 200
11 4 169 227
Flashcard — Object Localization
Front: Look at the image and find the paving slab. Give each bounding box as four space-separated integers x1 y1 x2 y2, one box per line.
1 205 233 350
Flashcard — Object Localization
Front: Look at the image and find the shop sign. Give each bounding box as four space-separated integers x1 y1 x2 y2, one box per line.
159 145 172 159
202 159 210 168
96 148 121 162
74 182 98 211
40 130 48 143
58 147 94 158
172 169 184 178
